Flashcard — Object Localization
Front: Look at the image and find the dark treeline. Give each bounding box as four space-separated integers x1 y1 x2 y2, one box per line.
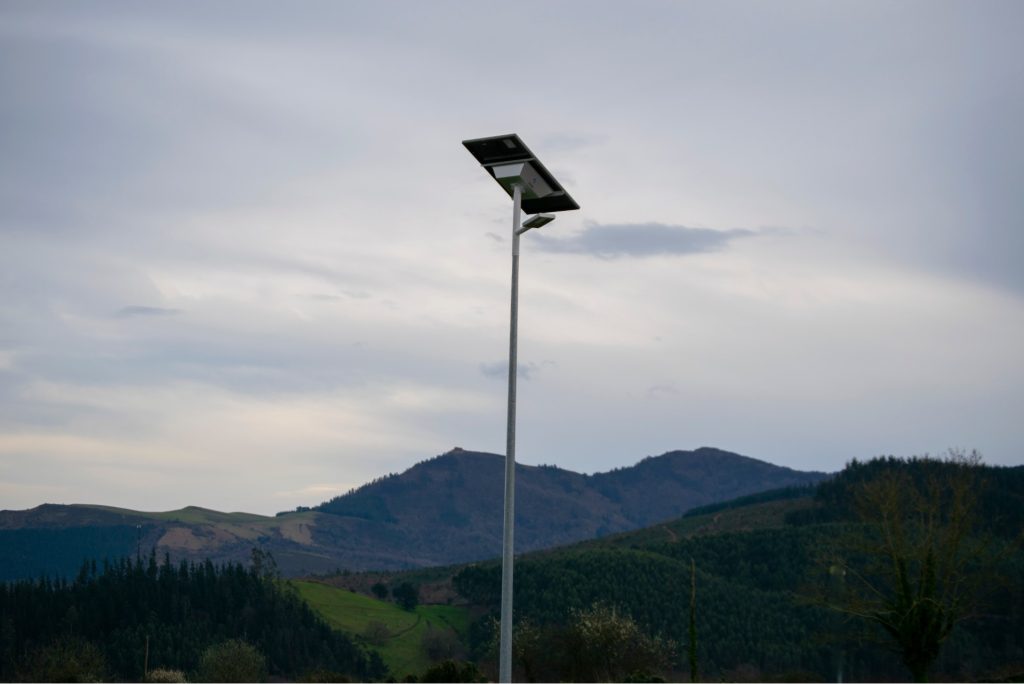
454 457 1024 682
0 552 387 682
787 456 1024 537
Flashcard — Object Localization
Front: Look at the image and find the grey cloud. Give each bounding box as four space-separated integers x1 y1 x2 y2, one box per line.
646 384 679 399
115 306 181 318
531 222 756 258
306 290 371 301
0 19 357 234
480 361 538 381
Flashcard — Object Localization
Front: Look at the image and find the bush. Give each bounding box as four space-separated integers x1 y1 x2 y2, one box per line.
566 604 675 682
300 669 352 682
419 659 485 683
17 637 107 683
421 625 462 662
198 639 267 683
146 667 188 682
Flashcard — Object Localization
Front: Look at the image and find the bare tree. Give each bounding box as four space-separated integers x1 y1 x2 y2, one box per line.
826 450 999 682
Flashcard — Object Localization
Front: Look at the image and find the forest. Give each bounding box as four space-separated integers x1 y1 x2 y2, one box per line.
453 455 1024 682
0 551 386 682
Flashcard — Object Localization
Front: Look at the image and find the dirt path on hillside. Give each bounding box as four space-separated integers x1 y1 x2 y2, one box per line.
390 614 422 638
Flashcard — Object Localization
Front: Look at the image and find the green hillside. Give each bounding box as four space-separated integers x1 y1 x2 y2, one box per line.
439 457 1024 682
293 580 470 678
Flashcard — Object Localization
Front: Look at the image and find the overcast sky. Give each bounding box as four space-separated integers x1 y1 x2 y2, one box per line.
2 1 1022 515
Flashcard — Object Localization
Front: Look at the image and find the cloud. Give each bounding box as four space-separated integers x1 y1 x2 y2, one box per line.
305 290 371 301
480 360 539 381
115 306 181 318
646 384 679 399
0 379 497 512
531 222 756 258
1 1 1022 517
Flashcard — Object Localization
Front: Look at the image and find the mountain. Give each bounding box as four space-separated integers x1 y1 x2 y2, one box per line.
0 447 827 580
314 446 826 558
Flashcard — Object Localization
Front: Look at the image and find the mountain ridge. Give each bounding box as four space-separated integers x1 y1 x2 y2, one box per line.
315 446 825 531
0 446 828 579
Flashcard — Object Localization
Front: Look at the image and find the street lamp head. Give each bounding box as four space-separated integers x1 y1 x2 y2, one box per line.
463 133 580 213
521 213 555 231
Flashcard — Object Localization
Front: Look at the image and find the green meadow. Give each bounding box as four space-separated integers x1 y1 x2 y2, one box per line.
292 580 471 678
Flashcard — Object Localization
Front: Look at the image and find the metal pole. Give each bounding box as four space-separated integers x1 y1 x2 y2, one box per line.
499 183 522 683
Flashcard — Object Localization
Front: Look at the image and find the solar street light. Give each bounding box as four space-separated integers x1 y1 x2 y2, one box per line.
463 134 579 683
519 213 555 233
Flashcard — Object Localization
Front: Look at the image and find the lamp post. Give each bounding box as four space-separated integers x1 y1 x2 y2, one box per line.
463 134 579 683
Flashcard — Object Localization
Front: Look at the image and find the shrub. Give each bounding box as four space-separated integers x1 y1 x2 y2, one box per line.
419 659 485 683
198 639 267 683
564 604 675 682
17 637 106 683
300 669 352 682
146 667 189 682
421 625 462 662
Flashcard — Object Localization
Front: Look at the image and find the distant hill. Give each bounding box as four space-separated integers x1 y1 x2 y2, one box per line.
313 446 827 561
0 446 827 580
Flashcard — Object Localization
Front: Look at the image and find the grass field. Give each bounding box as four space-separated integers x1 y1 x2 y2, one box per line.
292 580 471 678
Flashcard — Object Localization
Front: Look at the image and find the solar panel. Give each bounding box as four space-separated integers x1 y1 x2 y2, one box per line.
463 134 580 213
